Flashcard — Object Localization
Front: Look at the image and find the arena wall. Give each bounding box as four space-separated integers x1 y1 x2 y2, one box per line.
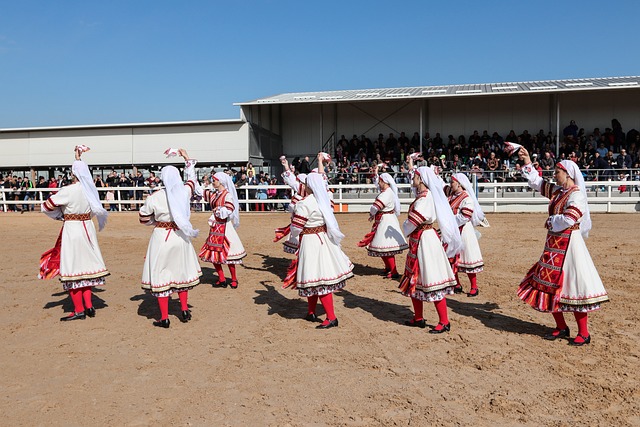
0 121 249 168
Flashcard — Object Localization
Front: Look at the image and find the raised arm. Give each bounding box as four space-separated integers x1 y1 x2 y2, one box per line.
518 147 544 193
180 148 203 197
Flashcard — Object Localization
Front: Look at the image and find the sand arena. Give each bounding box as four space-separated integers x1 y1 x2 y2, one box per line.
0 212 638 426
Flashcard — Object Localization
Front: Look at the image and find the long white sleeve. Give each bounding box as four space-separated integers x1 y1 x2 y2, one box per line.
521 163 544 192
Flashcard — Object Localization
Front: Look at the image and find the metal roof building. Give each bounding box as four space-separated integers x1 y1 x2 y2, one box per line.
236 75 640 161
1 76 639 173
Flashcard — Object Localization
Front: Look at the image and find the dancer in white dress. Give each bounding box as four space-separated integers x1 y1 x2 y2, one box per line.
283 173 354 329
139 149 202 328
517 148 609 346
40 147 109 321
358 164 408 278
447 173 485 297
199 171 246 289
399 165 462 333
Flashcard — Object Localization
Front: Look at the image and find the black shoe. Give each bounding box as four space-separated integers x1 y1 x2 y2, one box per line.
569 333 591 346
60 312 86 321
230 281 238 289
304 313 321 322
544 327 570 341
215 280 228 288
467 288 479 297
379 270 391 277
385 272 401 280
429 322 451 334
181 310 192 323
153 319 170 328
404 318 426 328
453 285 463 294
316 318 339 329
85 307 96 318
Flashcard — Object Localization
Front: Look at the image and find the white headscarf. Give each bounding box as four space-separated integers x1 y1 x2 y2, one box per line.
378 173 401 216
161 166 198 238
415 166 462 257
72 160 108 231
559 160 592 238
452 173 486 226
306 173 344 246
296 173 308 195
214 172 240 228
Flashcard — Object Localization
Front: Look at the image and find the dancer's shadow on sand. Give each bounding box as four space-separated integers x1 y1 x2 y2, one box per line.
351 262 384 278
199 266 230 288
447 298 542 336
337 289 415 325
253 281 323 319
246 253 293 281
130 293 190 320
44 287 108 312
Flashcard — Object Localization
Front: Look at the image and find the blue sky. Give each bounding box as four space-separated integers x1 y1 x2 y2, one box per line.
1 0 638 128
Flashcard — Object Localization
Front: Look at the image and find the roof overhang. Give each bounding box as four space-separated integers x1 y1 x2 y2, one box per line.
235 76 640 107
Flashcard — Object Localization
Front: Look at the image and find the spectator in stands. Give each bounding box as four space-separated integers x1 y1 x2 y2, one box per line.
21 175 35 211
146 172 160 194
450 154 463 171
93 175 105 200
118 172 132 209
132 171 145 209
596 142 609 159
616 148 633 169
298 156 311 174
592 152 610 181
563 120 579 138
486 152 500 182
539 151 555 171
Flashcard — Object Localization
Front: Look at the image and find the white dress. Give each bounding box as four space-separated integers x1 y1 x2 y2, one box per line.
290 194 354 297
363 187 408 256
42 183 109 290
449 192 484 273
400 190 456 302
139 182 202 296
517 165 609 312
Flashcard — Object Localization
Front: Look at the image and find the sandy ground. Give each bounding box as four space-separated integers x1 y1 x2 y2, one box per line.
0 211 638 426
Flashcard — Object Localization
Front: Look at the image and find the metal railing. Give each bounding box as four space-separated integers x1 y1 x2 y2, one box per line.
2 180 639 214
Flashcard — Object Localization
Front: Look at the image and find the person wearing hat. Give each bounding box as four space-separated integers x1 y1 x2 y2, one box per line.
446 173 486 297
283 173 354 329
139 149 202 327
400 157 462 333
517 147 609 346
40 147 110 321
199 168 247 289
357 163 408 278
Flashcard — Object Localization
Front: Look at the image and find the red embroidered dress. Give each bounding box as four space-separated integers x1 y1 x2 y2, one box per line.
199 189 246 264
517 165 609 312
448 191 484 273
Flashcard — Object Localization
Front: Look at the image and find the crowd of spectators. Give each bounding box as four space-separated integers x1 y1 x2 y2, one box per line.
2 118 640 212
323 118 640 185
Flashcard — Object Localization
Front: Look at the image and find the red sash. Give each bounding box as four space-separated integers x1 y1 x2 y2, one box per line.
282 225 327 289
357 211 393 247
273 224 291 242
39 227 63 280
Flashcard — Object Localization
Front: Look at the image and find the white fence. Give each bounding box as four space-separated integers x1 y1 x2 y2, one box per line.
2 181 639 214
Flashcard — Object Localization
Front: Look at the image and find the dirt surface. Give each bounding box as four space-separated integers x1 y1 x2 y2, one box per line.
0 212 638 426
